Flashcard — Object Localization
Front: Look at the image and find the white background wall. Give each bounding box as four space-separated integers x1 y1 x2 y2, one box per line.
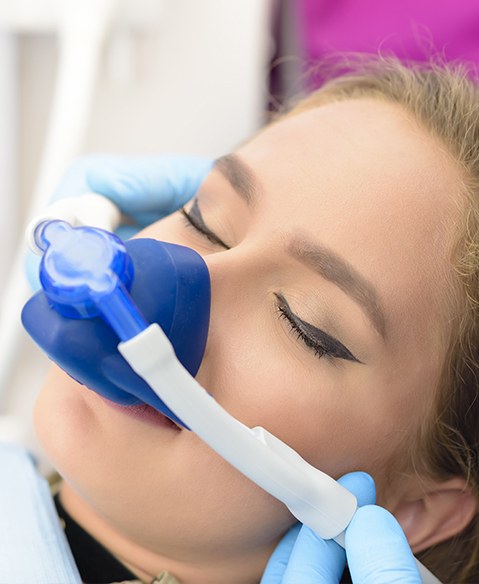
0 0 274 455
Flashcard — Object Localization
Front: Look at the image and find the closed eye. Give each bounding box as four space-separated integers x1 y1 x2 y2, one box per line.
181 199 230 250
275 293 362 363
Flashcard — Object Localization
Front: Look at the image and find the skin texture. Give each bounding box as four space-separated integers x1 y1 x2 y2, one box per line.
35 99 467 583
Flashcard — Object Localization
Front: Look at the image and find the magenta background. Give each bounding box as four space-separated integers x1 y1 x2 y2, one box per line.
296 0 479 86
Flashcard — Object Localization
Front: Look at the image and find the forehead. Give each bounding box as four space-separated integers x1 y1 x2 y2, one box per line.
236 98 463 347
239 99 458 206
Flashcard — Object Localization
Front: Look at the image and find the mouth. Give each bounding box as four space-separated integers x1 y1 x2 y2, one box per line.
98 395 182 431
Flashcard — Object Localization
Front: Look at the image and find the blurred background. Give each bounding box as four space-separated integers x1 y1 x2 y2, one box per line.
0 0 275 459
1 0 478 463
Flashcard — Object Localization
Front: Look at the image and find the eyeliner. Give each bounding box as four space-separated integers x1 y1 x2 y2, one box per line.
275 293 362 363
182 199 230 249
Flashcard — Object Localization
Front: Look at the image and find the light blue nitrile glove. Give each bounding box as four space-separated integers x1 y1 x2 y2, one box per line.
25 154 213 290
260 472 421 584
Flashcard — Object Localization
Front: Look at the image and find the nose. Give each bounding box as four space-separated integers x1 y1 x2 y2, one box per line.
22 236 211 426
194 244 267 382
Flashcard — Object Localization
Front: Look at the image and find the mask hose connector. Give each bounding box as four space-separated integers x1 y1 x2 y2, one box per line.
33 219 148 341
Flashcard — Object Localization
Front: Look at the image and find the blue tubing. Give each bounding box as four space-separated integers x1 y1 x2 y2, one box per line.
22 221 211 429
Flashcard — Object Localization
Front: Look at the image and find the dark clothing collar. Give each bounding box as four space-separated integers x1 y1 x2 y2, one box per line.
54 493 137 583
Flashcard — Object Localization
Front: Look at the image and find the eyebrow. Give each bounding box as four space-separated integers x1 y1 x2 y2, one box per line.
214 154 387 339
288 236 387 339
214 154 258 205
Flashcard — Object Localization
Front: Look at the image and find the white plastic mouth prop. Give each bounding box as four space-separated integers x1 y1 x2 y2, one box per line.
25 196 441 584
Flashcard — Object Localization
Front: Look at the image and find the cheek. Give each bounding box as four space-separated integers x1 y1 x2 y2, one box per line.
35 368 296 554
198 314 409 486
34 368 101 473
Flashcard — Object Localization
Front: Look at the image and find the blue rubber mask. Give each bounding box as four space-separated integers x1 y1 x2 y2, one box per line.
20 219 361 545
21 220 211 428
18 216 445 583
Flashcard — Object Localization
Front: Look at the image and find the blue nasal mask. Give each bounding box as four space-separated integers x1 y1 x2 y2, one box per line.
22 212 359 541
22 220 210 428
22 211 362 536
20 202 440 584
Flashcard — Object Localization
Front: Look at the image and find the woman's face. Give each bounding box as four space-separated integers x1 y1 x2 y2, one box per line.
35 99 463 581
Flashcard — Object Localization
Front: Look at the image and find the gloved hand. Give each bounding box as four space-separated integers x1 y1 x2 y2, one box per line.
260 472 421 584
26 154 213 289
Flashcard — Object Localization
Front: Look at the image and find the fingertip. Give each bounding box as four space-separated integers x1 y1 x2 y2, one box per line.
338 472 376 506
260 524 301 583
351 504 397 528
86 165 122 198
347 505 412 552
282 526 346 584
346 505 421 583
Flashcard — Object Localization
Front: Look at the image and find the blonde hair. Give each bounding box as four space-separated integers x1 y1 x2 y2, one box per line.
282 56 479 583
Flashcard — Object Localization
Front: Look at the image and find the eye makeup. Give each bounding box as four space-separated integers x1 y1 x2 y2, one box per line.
181 199 230 250
275 293 362 364
181 199 361 364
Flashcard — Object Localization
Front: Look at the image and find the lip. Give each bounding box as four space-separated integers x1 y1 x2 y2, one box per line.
98 395 182 431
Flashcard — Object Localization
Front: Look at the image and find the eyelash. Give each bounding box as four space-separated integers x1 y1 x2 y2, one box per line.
180 204 230 249
275 294 360 363
276 301 336 361
181 202 358 363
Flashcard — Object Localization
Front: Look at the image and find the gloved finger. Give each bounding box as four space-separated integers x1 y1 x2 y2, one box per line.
50 156 99 200
25 155 213 289
260 524 301 584
25 156 108 291
346 505 421 584
281 527 345 584
338 471 376 507
280 472 376 584
86 155 213 218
